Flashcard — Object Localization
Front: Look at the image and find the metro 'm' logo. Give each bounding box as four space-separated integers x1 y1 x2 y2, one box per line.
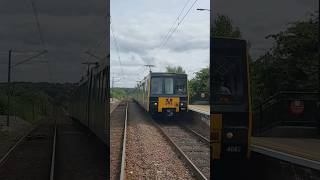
165 98 173 105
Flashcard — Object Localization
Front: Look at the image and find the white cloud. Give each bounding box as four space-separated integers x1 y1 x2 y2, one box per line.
111 0 210 87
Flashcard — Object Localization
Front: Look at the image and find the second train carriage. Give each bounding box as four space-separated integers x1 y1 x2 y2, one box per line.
69 60 109 144
134 72 189 117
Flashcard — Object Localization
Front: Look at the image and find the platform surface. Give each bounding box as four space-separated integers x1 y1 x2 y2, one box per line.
252 137 320 163
188 105 209 115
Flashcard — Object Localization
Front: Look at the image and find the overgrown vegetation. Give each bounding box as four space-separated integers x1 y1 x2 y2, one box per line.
0 82 74 123
251 12 319 104
111 88 135 100
188 67 209 99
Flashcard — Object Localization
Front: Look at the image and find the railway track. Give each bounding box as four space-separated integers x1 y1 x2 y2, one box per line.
119 102 128 180
0 120 55 180
110 101 128 180
122 101 195 179
54 113 107 179
153 120 210 180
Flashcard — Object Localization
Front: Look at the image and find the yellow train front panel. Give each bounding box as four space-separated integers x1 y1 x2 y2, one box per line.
158 97 180 112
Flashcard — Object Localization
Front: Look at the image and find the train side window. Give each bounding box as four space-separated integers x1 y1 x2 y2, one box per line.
96 72 101 102
98 72 102 102
102 70 106 102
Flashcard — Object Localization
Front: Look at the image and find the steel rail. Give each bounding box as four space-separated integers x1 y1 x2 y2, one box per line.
151 120 208 180
181 124 210 143
119 102 128 180
0 124 39 167
49 124 57 180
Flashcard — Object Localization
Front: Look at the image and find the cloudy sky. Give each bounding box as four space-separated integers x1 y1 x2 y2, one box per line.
0 0 317 85
212 0 318 58
110 0 210 88
0 0 107 83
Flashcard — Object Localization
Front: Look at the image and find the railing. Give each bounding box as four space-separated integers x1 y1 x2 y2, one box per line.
252 91 320 136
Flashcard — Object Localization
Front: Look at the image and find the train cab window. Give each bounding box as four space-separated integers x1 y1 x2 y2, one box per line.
212 55 245 104
164 78 174 94
174 78 187 95
151 78 163 95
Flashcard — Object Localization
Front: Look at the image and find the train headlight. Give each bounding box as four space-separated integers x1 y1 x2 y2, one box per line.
154 102 158 106
226 132 234 139
180 102 184 106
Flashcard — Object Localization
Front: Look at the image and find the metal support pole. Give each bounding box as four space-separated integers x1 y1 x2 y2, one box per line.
7 50 12 126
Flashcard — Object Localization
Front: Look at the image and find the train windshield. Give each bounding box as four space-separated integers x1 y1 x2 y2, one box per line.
151 78 163 95
211 48 246 104
164 78 174 94
175 77 187 95
151 76 187 95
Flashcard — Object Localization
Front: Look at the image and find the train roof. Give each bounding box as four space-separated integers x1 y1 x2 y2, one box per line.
149 72 187 77
137 72 187 85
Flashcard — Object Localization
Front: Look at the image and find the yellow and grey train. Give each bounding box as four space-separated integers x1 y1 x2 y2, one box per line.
210 37 252 160
134 72 188 117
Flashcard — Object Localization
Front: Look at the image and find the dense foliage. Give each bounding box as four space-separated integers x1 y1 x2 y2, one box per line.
211 14 242 38
212 13 319 106
188 68 209 99
0 82 74 123
251 12 319 104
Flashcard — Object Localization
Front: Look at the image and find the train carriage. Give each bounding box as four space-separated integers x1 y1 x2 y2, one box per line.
69 60 109 144
135 72 189 118
211 37 252 160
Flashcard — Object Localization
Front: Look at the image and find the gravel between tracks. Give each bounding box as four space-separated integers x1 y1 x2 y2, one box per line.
125 102 195 180
0 119 54 180
110 102 127 180
54 114 107 180
161 124 210 179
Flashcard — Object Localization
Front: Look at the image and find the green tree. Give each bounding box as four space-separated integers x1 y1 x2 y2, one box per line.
251 12 319 104
211 14 242 38
188 68 209 98
165 66 186 74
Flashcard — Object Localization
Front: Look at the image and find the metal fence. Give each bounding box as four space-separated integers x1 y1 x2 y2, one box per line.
252 91 320 136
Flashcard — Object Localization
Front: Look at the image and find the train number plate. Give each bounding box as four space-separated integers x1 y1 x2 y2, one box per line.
226 145 242 153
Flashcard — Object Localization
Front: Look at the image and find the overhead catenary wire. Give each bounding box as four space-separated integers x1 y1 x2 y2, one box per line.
110 16 125 79
159 0 192 48
160 0 198 49
30 0 54 83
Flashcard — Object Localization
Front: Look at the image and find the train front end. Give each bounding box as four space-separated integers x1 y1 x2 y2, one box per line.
211 38 252 160
149 73 188 118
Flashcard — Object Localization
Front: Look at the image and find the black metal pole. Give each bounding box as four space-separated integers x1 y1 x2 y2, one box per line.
7 50 12 126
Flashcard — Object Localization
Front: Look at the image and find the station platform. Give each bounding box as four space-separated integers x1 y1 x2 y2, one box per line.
173 104 320 169
188 105 209 115
252 137 320 169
